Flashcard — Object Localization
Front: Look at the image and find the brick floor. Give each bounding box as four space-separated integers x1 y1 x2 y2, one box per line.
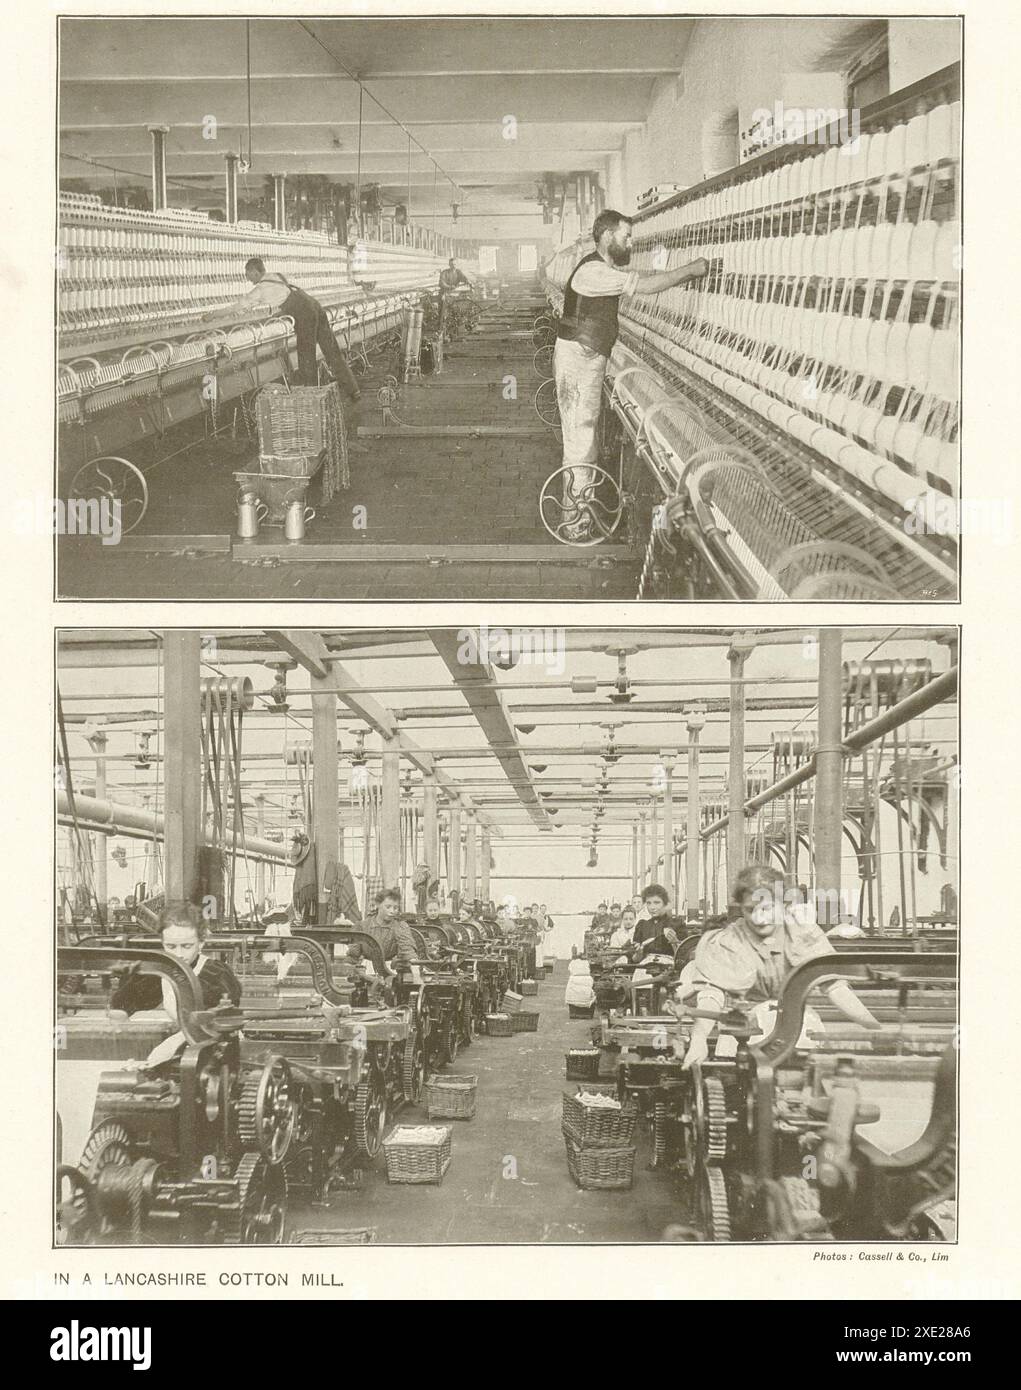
58 297 641 602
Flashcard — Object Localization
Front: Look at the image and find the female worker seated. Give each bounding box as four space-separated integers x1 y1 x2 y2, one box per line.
676 865 881 1069
109 903 241 1067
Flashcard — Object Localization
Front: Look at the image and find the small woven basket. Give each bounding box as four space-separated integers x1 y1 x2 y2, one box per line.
564 1136 636 1191
565 1048 602 1082
562 1090 637 1147
520 979 538 996
425 1072 478 1120
502 990 523 1012
484 1013 515 1037
511 1010 539 1033
382 1125 452 1185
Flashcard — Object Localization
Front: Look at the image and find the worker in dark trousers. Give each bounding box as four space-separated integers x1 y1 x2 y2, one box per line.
211 257 367 452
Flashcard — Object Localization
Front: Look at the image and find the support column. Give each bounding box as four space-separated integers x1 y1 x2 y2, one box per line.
148 126 169 211
87 730 109 911
631 822 639 896
661 752 675 905
727 641 752 891
465 811 477 904
380 740 400 892
449 806 462 910
311 678 339 925
686 714 706 920
163 632 201 904
225 153 239 224
480 827 491 904
254 794 266 906
650 798 658 881
422 775 439 879
815 629 844 926
638 810 647 885
945 764 959 900
272 174 287 232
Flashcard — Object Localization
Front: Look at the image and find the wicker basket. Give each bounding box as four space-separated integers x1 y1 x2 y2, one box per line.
484 1013 515 1037
382 1125 452 1184
502 990 523 1012
562 1090 637 1147
565 1048 602 1082
425 1073 478 1120
256 383 335 455
520 979 538 996
564 1136 636 1191
511 1010 539 1033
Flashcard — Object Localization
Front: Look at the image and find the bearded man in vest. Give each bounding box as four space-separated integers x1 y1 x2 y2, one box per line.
209 257 367 453
553 211 708 539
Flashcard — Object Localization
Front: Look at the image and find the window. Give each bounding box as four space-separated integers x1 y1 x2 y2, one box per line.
518 244 538 274
846 31 890 111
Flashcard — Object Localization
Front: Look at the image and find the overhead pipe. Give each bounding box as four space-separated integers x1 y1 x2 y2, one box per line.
691 666 958 843
56 792 289 866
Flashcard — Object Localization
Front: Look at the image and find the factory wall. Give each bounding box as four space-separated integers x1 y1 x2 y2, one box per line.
617 15 961 215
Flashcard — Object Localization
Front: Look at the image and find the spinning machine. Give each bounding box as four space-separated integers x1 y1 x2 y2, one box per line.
58 195 457 531
543 66 960 600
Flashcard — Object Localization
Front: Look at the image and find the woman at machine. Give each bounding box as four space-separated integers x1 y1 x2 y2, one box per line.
677 865 882 1070
108 903 242 1066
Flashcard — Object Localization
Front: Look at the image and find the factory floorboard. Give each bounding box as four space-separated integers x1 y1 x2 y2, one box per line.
58 302 642 602
287 961 686 1246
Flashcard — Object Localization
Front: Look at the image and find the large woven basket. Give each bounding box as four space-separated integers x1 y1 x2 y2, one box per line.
565 1048 601 1082
562 1090 637 1147
520 979 538 996
382 1125 452 1184
256 383 335 455
257 450 322 479
484 1013 515 1037
511 1010 539 1033
425 1072 478 1120
564 1136 636 1191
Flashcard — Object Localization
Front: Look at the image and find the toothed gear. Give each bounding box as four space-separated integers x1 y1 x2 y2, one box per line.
80 1121 132 1178
702 1166 732 1241
238 1057 297 1165
353 1072 387 1159
402 1032 424 1103
222 1154 286 1245
703 1076 729 1163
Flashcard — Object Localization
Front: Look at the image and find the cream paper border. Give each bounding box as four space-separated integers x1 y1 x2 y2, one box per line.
0 1 1017 1302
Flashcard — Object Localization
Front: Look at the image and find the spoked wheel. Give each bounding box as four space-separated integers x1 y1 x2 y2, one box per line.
68 456 149 536
539 463 627 547
533 344 554 376
353 1069 388 1160
238 1057 298 1166
533 378 561 432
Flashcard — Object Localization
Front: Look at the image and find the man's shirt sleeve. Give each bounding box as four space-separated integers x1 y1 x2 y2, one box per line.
569 261 640 298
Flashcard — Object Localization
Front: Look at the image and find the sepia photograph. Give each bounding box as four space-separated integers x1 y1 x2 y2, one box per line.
55 14 961 602
55 624 959 1247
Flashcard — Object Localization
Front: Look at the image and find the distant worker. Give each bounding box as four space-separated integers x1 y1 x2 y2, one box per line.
554 210 709 539
438 258 471 299
209 257 367 453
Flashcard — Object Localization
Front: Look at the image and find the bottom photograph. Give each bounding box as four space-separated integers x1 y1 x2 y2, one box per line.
54 624 959 1247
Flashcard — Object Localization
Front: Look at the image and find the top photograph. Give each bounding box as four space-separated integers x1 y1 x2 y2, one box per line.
55 14 961 603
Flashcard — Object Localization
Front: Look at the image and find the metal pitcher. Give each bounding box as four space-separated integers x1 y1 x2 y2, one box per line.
236 492 268 539
284 499 316 541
